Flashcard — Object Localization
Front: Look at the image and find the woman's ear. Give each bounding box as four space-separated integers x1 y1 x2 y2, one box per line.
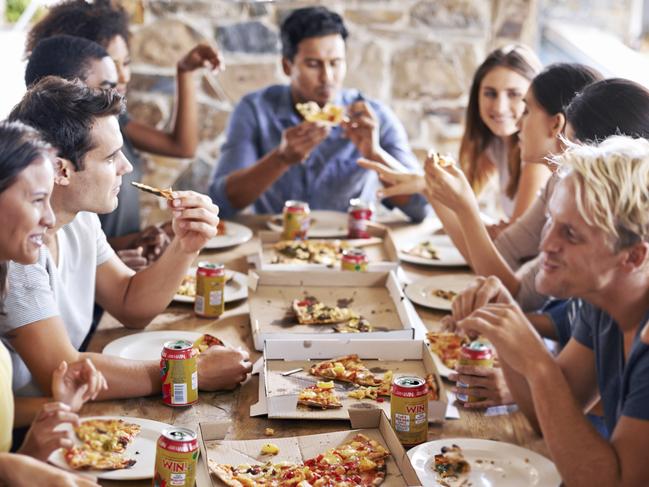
54 157 71 186
551 113 566 139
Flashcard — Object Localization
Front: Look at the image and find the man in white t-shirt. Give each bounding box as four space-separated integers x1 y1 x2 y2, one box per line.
1 76 252 408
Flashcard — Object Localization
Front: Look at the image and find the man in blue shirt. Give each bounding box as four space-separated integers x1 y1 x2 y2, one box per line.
209 6 429 220
449 136 649 486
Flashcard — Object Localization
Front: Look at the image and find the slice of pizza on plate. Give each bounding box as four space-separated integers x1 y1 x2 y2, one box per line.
426 331 468 370
405 240 440 260
74 418 141 453
433 444 471 485
64 445 137 471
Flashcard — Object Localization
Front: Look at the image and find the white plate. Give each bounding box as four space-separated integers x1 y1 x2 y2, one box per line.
48 416 172 480
173 269 248 304
405 274 476 311
267 210 348 238
407 438 561 487
102 330 203 361
204 221 253 249
399 235 467 267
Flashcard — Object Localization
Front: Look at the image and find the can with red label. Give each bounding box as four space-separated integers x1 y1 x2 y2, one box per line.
456 341 494 404
153 427 199 487
282 200 310 240
341 248 368 272
194 262 225 318
160 340 198 407
347 199 372 239
390 376 428 447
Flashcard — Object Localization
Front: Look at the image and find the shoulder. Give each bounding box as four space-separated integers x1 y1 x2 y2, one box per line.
6 248 50 286
240 84 288 107
66 212 102 234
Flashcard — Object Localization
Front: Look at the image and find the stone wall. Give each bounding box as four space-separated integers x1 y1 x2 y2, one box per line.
124 0 539 212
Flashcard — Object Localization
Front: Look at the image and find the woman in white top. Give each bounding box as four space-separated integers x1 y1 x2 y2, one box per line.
0 121 104 486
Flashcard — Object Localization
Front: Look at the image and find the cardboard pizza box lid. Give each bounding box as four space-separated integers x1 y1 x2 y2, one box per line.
248 222 399 271
199 409 422 486
251 338 447 423
246 269 420 350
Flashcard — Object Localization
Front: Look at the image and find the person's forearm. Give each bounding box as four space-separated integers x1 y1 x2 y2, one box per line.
169 68 199 158
13 397 50 428
500 362 539 432
527 356 620 486
225 149 289 209
428 199 471 263
526 313 558 340
81 352 160 400
117 239 196 327
456 204 520 295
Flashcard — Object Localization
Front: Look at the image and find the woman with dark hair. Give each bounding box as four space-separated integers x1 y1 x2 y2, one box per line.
0 121 104 486
27 0 222 270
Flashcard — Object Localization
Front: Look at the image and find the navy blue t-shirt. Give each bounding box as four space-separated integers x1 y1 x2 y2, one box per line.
572 300 649 435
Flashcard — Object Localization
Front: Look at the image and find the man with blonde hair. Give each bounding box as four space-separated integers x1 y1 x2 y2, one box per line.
451 135 649 486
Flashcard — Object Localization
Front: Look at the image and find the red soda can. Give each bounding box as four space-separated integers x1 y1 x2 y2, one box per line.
348 199 372 239
390 376 428 447
160 340 198 407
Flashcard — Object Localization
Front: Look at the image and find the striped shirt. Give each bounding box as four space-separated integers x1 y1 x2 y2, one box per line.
0 212 114 396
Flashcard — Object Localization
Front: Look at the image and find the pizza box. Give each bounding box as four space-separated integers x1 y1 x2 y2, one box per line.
199 408 422 487
247 222 399 271
247 269 419 350
251 338 447 423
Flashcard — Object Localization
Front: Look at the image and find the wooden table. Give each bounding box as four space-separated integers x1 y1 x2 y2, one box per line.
83 215 547 486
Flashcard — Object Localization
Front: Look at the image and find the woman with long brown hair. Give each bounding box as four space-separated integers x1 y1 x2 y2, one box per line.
459 44 547 221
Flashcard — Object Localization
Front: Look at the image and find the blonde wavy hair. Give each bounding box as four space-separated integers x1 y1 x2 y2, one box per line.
557 135 649 251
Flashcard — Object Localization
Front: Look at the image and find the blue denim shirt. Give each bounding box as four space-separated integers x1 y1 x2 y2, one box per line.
209 84 430 220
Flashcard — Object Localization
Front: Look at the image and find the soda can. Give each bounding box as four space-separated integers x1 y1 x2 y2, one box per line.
341 248 368 272
194 262 225 318
390 376 428 447
347 199 372 239
282 200 310 240
160 340 198 407
456 341 494 404
153 427 199 487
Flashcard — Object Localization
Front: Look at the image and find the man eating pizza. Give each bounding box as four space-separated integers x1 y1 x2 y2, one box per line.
1 77 252 418
452 136 649 486
208 6 430 221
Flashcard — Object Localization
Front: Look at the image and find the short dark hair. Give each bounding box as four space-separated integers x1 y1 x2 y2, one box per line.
531 63 603 117
0 121 54 306
8 76 123 171
25 35 109 87
280 6 348 61
566 78 649 143
26 0 130 54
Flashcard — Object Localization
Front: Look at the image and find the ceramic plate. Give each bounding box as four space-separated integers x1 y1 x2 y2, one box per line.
48 416 173 480
399 235 467 267
204 221 253 249
407 438 561 487
405 274 476 311
173 269 248 304
102 330 203 361
267 210 348 238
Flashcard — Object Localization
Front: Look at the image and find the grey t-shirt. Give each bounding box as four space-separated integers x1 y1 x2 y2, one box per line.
572 300 649 434
98 113 143 239
0 212 114 396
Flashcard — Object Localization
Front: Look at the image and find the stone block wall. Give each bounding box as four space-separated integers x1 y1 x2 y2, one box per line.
124 0 539 215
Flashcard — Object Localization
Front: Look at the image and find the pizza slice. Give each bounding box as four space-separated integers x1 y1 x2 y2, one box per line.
193 333 225 354
433 444 471 482
348 370 393 400
425 373 440 401
405 240 440 260
209 459 309 486
74 419 141 453
130 181 174 200
297 381 343 409
64 445 137 471
272 240 346 265
292 296 359 325
426 331 468 369
296 101 346 125
336 317 373 333
310 354 382 387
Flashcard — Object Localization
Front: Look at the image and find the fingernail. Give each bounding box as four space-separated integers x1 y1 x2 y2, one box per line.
173 199 181 207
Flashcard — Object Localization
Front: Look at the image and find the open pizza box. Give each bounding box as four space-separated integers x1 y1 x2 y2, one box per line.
199 409 422 487
247 223 399 271
251 338 447 423
247 269 419 351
